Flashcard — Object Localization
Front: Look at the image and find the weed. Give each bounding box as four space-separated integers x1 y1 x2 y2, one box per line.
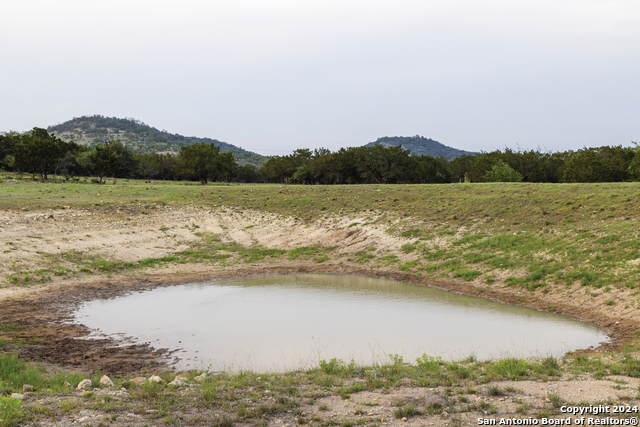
401 229 421 238
488 358 530 380
487 385 503 396
454 268 482 281
547 391 563 408
401 243 416 253
394 405 422 418
211 415 235 427
0 396 25 427
319 358 344 375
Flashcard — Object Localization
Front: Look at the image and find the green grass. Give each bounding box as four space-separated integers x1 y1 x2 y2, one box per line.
0 355 85 394
31 238 337 283
0 396 25 427
394 405 422 419
3 178 640 293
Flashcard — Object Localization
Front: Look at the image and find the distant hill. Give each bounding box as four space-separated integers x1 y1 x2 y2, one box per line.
48 115 268 166
365 135 476 160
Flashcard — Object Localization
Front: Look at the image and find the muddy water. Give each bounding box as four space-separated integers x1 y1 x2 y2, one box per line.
74 274 607 371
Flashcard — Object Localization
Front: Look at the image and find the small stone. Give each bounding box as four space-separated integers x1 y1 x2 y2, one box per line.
169 379 185 387
10 393 25 400
402 417 407 421
130 377 147 386
99 375 114 388
194 373 207 382
23 384 34 392
175 375 188 382
148 375 164 383
63 381 72 388
77 379 92 391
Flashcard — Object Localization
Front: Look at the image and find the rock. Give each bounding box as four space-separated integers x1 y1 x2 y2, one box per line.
63 381 72 388
174 375 188 382
99 375 114 388
169 379 185 387
22 384 34 392
148 375 164 383
10 393 25 400
194 373 208 382
130 377 147 386
77 379 92 391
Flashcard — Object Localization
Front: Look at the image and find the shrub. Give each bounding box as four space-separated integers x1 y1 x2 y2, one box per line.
0 396 25 427
484 161 523 182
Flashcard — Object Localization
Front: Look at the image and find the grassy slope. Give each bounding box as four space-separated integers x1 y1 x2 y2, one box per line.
3 177 639 295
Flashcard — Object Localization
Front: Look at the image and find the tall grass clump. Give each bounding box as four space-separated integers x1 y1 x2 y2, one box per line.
0 396 25 427
487 358 530 380
416 354 443 373
0 355 84 393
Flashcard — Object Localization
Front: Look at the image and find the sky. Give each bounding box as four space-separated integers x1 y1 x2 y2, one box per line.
1 0 639 155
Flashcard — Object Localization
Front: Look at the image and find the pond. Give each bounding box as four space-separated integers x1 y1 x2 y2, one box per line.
74 274 607 371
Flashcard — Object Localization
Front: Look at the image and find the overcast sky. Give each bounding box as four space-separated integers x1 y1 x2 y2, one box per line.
1 0 638 155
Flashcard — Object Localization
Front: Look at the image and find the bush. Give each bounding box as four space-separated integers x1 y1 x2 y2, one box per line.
416 354 443 373
0 396 25 427
489 358 530 379
319 358 344 375
485 160 523 182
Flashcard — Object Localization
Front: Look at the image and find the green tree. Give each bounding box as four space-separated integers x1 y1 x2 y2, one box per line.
0 131 20 170
484 160 523 182
628 142 640 180
13 128 66 180
292 165 309 183
177 142 237 184
90 140 122 184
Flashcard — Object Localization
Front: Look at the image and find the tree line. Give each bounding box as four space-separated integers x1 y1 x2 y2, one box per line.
1 127 639 184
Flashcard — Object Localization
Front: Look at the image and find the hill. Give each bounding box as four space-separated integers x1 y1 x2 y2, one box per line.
365 135 476 159
48 115 268 166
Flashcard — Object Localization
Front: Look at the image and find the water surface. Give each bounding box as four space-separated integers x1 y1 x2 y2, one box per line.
74 274 607 371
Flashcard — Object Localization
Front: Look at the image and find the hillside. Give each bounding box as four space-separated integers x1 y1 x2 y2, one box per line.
365 135 476 159
47 115 269 166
